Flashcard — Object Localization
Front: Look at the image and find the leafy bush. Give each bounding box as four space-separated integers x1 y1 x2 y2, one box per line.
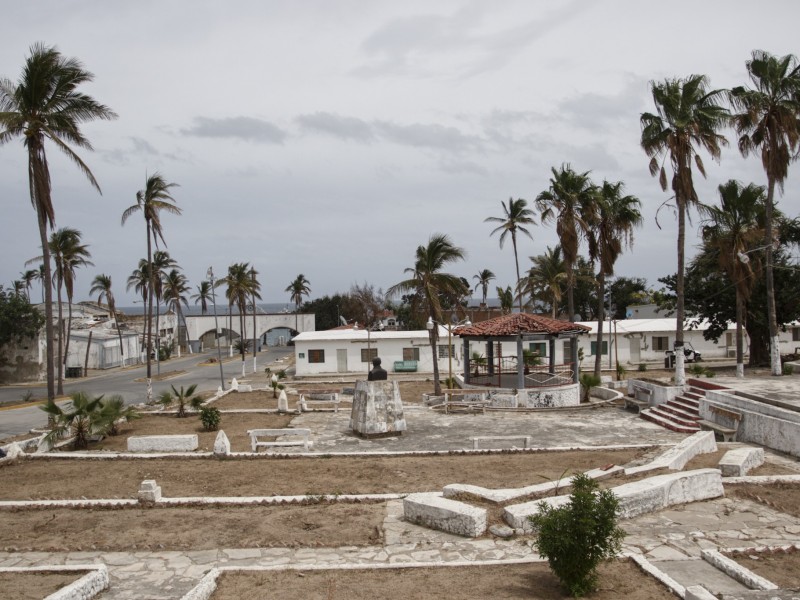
98 395 140 435
530 473 625 597
158 343 172 361
40 391 105 450
689 364 706 376
637 363 647 372
234 338 252 353
783 363 794 376
615 363 626 381
199 406 221 431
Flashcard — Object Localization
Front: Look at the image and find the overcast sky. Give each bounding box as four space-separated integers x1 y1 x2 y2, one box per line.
2 1 799 307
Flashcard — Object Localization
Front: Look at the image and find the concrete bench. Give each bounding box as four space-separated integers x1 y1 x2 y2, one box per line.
699 406 742 442
632 385 653 403
393 360 418 372
299 393 341 413
719 447 765 477
444 401 487 414
127 435 198 453
471 435 532 450
404 492 487 537
247 428 312 452
624 396 649 413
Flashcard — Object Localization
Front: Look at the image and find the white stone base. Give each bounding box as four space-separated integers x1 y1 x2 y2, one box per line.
404 492 487 537
718 447 765 477
625 431 716 475
127 434 198 452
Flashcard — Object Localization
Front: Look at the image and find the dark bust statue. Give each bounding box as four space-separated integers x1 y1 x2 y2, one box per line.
367 357 388 381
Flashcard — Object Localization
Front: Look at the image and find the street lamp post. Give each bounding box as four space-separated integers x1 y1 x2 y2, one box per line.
427 316 471 389
207 267 226 391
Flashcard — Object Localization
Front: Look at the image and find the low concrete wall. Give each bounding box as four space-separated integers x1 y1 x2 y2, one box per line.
0 565 109 600
627 379 683 407
702 389 800 458
127 435 198 452
404 492 487 537
625 431 717 476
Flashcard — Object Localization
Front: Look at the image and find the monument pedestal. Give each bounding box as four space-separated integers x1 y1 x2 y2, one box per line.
350 380 406 437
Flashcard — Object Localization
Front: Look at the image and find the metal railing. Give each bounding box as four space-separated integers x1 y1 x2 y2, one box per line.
468 359 575 388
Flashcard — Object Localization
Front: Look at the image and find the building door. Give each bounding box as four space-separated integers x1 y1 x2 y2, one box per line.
336 349 348 373
629 338 640 363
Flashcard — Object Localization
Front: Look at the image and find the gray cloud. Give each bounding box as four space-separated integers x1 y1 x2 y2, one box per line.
558 76 650 130
181 116 287 143
375 120 482 153
101 136 164 166
295 112 375 142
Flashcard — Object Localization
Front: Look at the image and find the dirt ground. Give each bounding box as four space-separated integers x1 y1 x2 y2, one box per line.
0 449 648 499
0 571 86 600
211 559 677 600
82 413 293 453
729 547 800 589
0 503 385 552
728 481 800 519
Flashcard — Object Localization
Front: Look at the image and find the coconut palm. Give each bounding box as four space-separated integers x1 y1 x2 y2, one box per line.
162 268 192 354
699 181 766 377
127 260 150 353
20 269 37 302
11 280 25 298
496 285 514 315
640 74 729 385
0 43 116 402
121 173 180 393
223 262 261 363
535 165 597 322
32 264 46 303
29 227 93 394
730 50 800 376
40 391 105 450
285 274 311 333
586 181 642 377
485 198 536 312
90 273 125 359
387 234 467 395
150 250 178 362
192 281 212 315
523 245 567 319
472 269 495 307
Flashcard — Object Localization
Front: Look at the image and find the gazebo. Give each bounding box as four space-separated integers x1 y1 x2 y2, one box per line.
453 313 591 390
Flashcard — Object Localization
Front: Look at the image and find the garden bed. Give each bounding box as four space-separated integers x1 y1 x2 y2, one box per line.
729 546 800 589
0 570 87 600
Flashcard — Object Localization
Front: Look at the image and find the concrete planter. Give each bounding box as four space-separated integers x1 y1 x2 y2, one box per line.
627 378 682 407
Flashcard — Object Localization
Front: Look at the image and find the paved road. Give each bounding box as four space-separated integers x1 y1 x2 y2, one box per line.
0 345 292 440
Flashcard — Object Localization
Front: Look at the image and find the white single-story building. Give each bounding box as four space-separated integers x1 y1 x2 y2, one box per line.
293 318 800 377
65 327 141 370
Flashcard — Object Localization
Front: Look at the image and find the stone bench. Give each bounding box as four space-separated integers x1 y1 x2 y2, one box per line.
247 428 312 452
404 492 487 537
444 400 487 414
393 360 418 372
470 435 532 450
718 447 765 477
632 385 653 403
624 396 650 413
127 435 198 452
698 407 741 442
299 393 341 413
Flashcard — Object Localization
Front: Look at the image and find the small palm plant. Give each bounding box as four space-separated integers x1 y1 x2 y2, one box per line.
159 384 202 417
98 395 140 435
40 392 106 450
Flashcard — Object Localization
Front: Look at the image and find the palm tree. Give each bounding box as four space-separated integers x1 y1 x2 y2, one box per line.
11 280 25 298
0 43 116 402
535 165 596 322
496 285 514 315
587 181 642 377
472 269 495 307
127 260 150 353
121 173 180 394
485 198 536 312
250 266 261 364
20 269 37 302
387 234 467 395
150 250 177 363
224 262 261 363
700 181 766 378
285 274 311 333
192 281 212 315
30 227 92 394
524 245 567 318
161 268 191 354
32 264 46 303
730 50 800 376
90 273 126 360
640 74 729 386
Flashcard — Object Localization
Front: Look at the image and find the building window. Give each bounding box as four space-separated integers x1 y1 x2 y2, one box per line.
528 342 547 357
652 336 669 351
403 347 420 361
438 345 454 359
308 349 325 363
793 328 800 342
360 348 378 362
590 341 608 356
563 340 572 359
726 332 734 346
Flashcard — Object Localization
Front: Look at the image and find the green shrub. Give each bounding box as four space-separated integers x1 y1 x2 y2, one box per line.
579 374 601 403
783 363 794 376
530 473 625 597
158 343 172 361
637 363 647 372
615 363 626 381
199 406 221 431
689 364 706 376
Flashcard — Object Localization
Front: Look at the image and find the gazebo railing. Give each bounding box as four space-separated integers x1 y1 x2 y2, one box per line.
468 361 575 388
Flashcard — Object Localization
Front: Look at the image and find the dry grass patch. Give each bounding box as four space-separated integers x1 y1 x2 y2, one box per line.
728 482 800 519
729 547 800 589
0 571 88 600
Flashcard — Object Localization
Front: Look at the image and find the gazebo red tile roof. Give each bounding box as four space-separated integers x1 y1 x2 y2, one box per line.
454 313 590 337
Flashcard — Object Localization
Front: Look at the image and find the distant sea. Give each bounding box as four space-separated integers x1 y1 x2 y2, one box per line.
118 302 292 316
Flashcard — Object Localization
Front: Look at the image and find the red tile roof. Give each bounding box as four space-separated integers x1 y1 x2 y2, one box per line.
454 313 590 337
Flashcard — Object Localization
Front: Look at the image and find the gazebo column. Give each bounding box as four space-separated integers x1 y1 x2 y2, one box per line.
570 335 579 383
463 339 470 384
548 338 556 374
516 336 525 390
487 340 494 376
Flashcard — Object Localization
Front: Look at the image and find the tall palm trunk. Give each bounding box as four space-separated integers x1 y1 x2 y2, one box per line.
145 221 154 401
64 292 73 372
239 302 246 362
33 188 56 402
429 323 442 396
674 199 686 386
593 272 606 378
566 261 575 322
735 290 745 379
55 273 64 395
764 177 781 375
511 232 523 312
112 306 125 362
155 295 161 373
252 292 257 365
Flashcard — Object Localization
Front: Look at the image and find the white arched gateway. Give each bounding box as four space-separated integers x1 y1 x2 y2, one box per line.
185 312 315 350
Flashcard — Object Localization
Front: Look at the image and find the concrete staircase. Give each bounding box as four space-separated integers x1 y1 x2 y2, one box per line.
640 381 706 434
